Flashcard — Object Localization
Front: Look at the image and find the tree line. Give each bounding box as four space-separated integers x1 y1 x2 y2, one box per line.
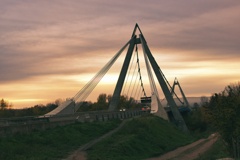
77 94 142 112
0 101 58 118
0 94 142 118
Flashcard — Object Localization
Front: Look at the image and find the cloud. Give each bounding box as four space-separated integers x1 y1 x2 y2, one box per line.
1 0 240 107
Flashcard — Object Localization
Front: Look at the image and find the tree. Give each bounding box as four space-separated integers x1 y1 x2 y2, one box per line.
96 93 108 110
0 99 12 110
203 83 240 156
97 94 107 104
118 95 128 109
107 95 112 103
184 107 207 132
55 98 63 106
193 102 200 109
200 96 209 106
117 95 141 110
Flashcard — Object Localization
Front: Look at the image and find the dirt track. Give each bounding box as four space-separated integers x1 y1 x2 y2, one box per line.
146 133 218 160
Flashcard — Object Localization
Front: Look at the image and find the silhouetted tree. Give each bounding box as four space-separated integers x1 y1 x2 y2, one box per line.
203 83 240 156
0 102 57 118
200 96 209 106
184 107 207 132
77 94 142 112
0 99 12 110
55 98 63 106
118 95 128 109
96 93 108 110
193 102 200 109
107 95 112 103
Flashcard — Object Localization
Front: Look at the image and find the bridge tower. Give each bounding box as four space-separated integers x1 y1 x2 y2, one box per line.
108 24 189 132
171 77 191 108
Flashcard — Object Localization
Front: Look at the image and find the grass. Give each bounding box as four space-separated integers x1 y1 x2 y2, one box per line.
0 115 204 160
0 119 121 160
87 115 194 160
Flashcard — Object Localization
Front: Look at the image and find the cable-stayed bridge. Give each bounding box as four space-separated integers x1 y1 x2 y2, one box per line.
45 24 190 132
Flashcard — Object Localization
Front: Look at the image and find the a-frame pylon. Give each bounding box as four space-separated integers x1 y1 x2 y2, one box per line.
108 24 143 111
108 24 189 132
171 77 191 108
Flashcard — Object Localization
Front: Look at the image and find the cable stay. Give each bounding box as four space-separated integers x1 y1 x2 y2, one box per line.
143 50 158 97
73 38 131 102
142 42 169 120
122 45 137 95
125 48 138 97
46 37 133 116
121 44 147 101
135 45 147 98
133 80 141 98
130 66 139 98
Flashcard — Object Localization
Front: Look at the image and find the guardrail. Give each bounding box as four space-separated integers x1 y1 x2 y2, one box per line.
0 109 150 137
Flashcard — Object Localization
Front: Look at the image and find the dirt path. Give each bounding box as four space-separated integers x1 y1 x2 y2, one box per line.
63 119 131 160
146 133 218 160
176 134 218 160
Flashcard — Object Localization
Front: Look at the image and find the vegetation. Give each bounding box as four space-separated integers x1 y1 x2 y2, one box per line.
0 115 197 160
0 120 121 160
0 98 12 110
202 83 240 157
87 115 194 160
183 106 210 138
78 94 142 112
0 103 57 118
0 94 142 118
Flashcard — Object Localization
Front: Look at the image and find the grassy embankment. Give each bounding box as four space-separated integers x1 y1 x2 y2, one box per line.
87 115 195 160
0 120 121 160
1 115 202 160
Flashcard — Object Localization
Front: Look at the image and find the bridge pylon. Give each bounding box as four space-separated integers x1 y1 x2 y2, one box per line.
108 24 189 132
171 77 191 108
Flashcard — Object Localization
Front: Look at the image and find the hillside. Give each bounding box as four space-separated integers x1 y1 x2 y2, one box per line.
0 115 195 160
0 120 121 160
87 115 194 160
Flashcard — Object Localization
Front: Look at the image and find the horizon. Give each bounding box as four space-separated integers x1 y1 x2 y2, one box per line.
1 1 240 109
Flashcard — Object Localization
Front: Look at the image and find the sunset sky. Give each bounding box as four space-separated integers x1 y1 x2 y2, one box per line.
1 0 240 108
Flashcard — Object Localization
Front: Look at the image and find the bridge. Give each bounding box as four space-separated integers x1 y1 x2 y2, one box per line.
0 24 191 134
45 24 191 132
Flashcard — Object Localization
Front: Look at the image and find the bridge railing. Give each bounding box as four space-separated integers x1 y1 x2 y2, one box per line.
0 109 149 137
48 109 149 123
